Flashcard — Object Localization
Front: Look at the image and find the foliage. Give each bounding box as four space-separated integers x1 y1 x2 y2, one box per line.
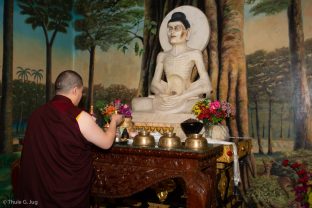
192 99 234 125
0 153 21 169
248 0 289 16
74 0 144 55
94 84 137 106
18 0 73 34
12 80 45 134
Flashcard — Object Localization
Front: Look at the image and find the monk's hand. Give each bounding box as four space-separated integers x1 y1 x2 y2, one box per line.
111 114 124 126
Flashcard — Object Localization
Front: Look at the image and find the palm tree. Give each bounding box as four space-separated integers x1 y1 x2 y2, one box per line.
31 69 44 105
16 67 31 82
18 0 73 102
31 69 44 85
0 0 14 153
15 67 31 133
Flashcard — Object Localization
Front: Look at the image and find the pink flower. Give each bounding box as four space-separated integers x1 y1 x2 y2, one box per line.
210 101 221 110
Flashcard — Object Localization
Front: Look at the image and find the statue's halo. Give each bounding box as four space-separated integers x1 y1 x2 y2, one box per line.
159 6 210 52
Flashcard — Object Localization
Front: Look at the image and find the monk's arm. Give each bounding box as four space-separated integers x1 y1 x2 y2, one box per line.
77 111 122 149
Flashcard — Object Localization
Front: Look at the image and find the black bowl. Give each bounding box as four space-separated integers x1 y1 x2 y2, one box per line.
180 119 204 135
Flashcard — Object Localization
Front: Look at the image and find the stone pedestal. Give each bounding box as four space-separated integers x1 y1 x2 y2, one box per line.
132 112 197 141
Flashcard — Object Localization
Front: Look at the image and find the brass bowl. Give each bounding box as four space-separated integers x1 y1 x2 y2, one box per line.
185 134 208 150
133 130 155 147
158 132 181 149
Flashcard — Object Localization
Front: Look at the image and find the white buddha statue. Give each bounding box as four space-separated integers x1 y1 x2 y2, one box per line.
132 9 212 114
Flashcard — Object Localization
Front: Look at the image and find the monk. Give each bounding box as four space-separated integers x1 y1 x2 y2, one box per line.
16 70 123 207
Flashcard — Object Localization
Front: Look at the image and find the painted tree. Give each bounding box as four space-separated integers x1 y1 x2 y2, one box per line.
247 0 312 149
74 0 144 111
218 0 249 137
0 0 14 153
16 67 31 82
16 67 31 133
254 94 264 154
31 68 44 105
266 89 273 154
32 69 44 84
18 0 73 102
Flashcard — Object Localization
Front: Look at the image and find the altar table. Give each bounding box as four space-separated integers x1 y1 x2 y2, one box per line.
91 144 223 208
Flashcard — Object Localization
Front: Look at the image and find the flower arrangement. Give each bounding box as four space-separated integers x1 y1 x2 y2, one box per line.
192 98 234 125
98 99 132 123
282 159 312 208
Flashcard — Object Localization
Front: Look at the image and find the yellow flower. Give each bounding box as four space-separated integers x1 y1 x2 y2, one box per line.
192 103 202 116
308 190 312 206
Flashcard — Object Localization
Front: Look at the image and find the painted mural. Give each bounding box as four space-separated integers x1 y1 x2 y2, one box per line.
0 0 312 207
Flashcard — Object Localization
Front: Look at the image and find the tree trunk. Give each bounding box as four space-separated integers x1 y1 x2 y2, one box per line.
262 122 265 138
288 117 291 138
204 0 219 100
268 97 273 154
87 45 96 111
18 102 24 135
250 109 254 138
138 0 166 96
255 96 264 154
218 0 249 137
280 103 284 139
288 0 312 149
46 43 52 102
0 0 14 153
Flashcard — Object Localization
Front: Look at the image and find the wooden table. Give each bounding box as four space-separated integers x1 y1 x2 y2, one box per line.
91 144 223 208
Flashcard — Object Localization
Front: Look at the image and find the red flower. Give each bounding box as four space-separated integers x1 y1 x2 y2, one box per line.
282 159 289 167
297 169 307 176
298 175 309 184
290 162 301 169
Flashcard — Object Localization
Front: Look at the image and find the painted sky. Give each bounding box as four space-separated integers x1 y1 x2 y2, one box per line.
244 0 312 54
0 1 311 87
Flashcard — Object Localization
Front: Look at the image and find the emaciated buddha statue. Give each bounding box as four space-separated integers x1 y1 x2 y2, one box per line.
132 9 212 114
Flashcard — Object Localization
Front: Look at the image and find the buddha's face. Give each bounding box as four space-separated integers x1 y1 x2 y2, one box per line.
167 21 189 45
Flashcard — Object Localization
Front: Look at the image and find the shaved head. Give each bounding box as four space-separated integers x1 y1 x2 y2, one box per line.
55 70 83 94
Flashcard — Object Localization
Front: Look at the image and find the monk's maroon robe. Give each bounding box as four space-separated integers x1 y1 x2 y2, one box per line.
16 95 94 207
